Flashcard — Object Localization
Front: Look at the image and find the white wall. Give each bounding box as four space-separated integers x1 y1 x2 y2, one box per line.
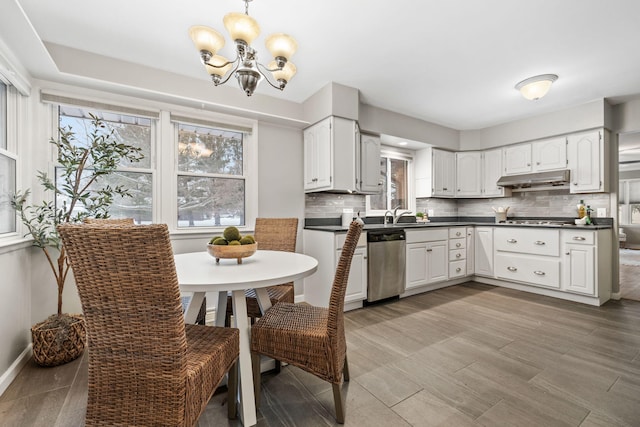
459 99 610 150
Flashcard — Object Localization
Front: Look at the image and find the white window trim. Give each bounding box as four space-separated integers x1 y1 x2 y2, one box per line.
620 178 640 226
366 147 415 217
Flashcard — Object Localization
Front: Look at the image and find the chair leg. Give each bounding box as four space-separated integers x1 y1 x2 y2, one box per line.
227 361 238 420
332 382 345 424
343 354 350 382
251 352 262 408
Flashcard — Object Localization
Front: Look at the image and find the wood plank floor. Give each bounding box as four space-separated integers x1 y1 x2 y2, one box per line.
2 282 640 426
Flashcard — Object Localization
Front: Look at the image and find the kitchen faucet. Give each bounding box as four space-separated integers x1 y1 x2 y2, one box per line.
384 206 413 225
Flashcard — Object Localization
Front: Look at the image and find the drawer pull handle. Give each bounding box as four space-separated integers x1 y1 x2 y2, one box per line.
456 253 462 258
507 239 517 243
534 270 546 276
456 243 462 248
456 267 462 272
565 252 570 255
426 249 433 252
534 241 546 245
573 236 586 241
507 266 517 272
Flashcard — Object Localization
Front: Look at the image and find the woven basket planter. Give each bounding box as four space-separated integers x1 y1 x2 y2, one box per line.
31 313 86 367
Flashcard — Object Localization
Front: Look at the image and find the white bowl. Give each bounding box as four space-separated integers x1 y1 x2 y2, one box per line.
575 218 587 225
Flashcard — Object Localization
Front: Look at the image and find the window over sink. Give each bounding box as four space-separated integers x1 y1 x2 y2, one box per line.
366 148 414 216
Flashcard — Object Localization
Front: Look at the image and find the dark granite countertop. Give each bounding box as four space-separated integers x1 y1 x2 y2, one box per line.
304 216 613 232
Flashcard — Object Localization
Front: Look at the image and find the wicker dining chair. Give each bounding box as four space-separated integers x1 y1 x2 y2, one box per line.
250 220 363 424
225 217 298 327
58 223 240 426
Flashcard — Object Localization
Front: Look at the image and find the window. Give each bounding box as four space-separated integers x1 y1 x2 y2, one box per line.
619 179 640 225
56 106 154 223
366 149 413 215
0 81 17 235
176 122 246 228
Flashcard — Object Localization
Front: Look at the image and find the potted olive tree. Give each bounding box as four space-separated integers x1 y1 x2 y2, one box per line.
12 114 143 366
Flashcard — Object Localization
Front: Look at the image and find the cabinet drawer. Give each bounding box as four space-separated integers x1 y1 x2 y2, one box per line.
450 238 466 250
406 228 448 243
335 232 367 249
495 228 559 256
562 230 595 245
449 260 466 278
495 253 560 288
449 228 466 239
449 249 466 261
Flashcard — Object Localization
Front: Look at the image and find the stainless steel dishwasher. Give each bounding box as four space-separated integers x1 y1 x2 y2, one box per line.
367 229 406 302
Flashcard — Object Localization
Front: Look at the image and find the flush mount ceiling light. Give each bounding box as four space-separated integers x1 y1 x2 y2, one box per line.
515 74 558 100
189 0 298 96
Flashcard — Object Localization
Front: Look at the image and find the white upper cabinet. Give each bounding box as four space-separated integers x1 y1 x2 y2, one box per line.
456 151 482 197
433 149 456 197
415 147 455 198
304 118 332 191
359 133 382 194
304 116 380 194
504 144 532 175
532 137 567 171
482 148 508 197
567 130 607 193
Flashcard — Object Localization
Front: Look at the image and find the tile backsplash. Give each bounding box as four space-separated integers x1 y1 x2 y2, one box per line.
305 190 613 219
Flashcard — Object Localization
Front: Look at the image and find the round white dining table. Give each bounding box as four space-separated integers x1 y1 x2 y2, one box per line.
174 250 318 427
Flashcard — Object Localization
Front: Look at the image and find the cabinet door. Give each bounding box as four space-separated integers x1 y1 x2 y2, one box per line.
563 244 595 295
504 144 532 175
406 242 427 289
475 227 494 276
345 247 367 302
359 134 381 194
482 148 505 197
303 119 332 191
456 152 482 197
466 227 475 275
426 240 448 283
314 118 333 190
533 137 567 171
433 149 455 197
567 131 602 193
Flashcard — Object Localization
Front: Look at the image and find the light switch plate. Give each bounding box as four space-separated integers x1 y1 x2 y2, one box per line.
597 208 606 217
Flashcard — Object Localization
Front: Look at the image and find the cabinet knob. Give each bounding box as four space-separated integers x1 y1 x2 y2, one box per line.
456 253 461 258
456 267 462 272
507 266 518 272
456 232 461 236
534 241 546 245
533 270 546 276
507 239 517 243
527 163 531 167
536 162 540 165
565 252 570 255
456 243 461 248
573 182 578 185
443 187 448 191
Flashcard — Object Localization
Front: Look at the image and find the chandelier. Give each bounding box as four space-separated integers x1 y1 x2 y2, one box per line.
189 0 298 97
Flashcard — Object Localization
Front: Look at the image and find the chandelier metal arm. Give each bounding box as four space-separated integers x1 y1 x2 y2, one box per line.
207 57 242 86
255 61 285 90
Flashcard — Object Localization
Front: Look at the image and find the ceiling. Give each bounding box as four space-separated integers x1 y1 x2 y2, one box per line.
5 0 640 131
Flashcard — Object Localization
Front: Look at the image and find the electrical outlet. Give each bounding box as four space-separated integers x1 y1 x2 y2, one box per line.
428 209 435 217
597 208 606 217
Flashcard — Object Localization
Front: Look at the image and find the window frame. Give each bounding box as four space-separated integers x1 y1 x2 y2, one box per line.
0 79 21 242
366 147 415 217
619 178 640 225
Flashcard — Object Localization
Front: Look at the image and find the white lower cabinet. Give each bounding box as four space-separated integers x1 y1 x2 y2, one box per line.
563 244 595 295
405 229 449 290
474 227 494 276
303 229 367 310
495 253 561 289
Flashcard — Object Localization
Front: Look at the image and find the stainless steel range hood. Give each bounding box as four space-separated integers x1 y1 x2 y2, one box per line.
496 169 571 188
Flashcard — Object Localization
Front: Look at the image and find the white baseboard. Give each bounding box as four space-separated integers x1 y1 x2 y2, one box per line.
294 294 305 304
611 292 621 300
0 344 32 397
